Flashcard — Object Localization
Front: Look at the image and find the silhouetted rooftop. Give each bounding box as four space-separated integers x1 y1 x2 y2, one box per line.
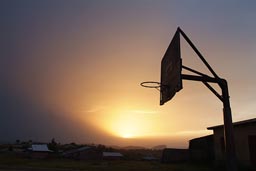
207 118 256 130
103 152 123 157
28 144 52 152
189 134 213 142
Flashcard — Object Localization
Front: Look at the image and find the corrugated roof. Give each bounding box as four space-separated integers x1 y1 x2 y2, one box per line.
31 144 51 152
63 146 91 155
207 118 256 130
103 152 123 157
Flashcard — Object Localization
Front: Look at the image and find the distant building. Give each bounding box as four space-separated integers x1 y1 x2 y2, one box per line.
207 118 256 166
142 156 158 161
189 135 214 162
63 146 101 160
161 148 189 163
27 144 52 159
102 152 123 160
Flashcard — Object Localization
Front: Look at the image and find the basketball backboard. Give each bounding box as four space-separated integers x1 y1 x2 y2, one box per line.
160 30 182 105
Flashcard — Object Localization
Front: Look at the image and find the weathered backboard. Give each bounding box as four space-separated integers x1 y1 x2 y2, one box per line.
160 30 182 105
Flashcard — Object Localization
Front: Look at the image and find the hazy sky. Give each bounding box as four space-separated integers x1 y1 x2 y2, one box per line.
1 0 256 148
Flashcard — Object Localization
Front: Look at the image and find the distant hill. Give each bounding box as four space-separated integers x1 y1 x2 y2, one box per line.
109 145 166 150
122 146 146 150
109 145 122 149
108 145 146 150
152 145 167 150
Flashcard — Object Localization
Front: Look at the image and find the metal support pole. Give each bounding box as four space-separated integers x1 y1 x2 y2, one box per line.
220 79 237 171
182 75 237 171
177 28 237 170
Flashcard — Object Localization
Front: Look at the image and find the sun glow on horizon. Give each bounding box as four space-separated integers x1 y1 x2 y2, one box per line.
84 104 212 143
113 114 139 138
88 108 167 139
121 133 134 139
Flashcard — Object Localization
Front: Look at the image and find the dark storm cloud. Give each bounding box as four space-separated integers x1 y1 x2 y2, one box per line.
1 84 63 142
1 85 68 142
0 83 109 143
0 0 105 143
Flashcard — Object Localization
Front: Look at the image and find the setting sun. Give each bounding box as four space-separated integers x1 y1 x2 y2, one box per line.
121 133 134 139
87 108 165 139
111 111 140 138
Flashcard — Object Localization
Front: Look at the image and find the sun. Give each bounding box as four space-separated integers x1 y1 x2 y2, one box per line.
121 133 134 139
116 124 137 139
92 108 161 139
112 114 142 139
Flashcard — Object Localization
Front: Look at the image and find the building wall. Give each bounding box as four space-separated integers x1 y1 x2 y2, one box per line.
213 123 256 166
161 148 189 163
63 149 101 160
189 135 214 162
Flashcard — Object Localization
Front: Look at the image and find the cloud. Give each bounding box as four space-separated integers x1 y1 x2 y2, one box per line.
80 106 108 113
129 110 158 114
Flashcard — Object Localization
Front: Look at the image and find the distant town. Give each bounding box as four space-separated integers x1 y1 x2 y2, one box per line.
1 139 165 161
0 118 255 170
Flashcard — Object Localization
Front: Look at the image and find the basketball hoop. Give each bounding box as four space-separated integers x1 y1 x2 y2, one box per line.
140 81 161 91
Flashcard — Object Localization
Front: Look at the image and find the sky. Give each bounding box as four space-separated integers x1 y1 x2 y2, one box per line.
1 0 256 148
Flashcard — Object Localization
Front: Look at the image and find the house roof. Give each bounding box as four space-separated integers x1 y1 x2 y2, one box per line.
29 144 52 152
207 118 256 130
103 152 123 157
189 134 213 142
63 146 91 155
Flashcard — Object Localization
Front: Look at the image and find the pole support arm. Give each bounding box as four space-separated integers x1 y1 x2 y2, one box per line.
181 74 219 83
